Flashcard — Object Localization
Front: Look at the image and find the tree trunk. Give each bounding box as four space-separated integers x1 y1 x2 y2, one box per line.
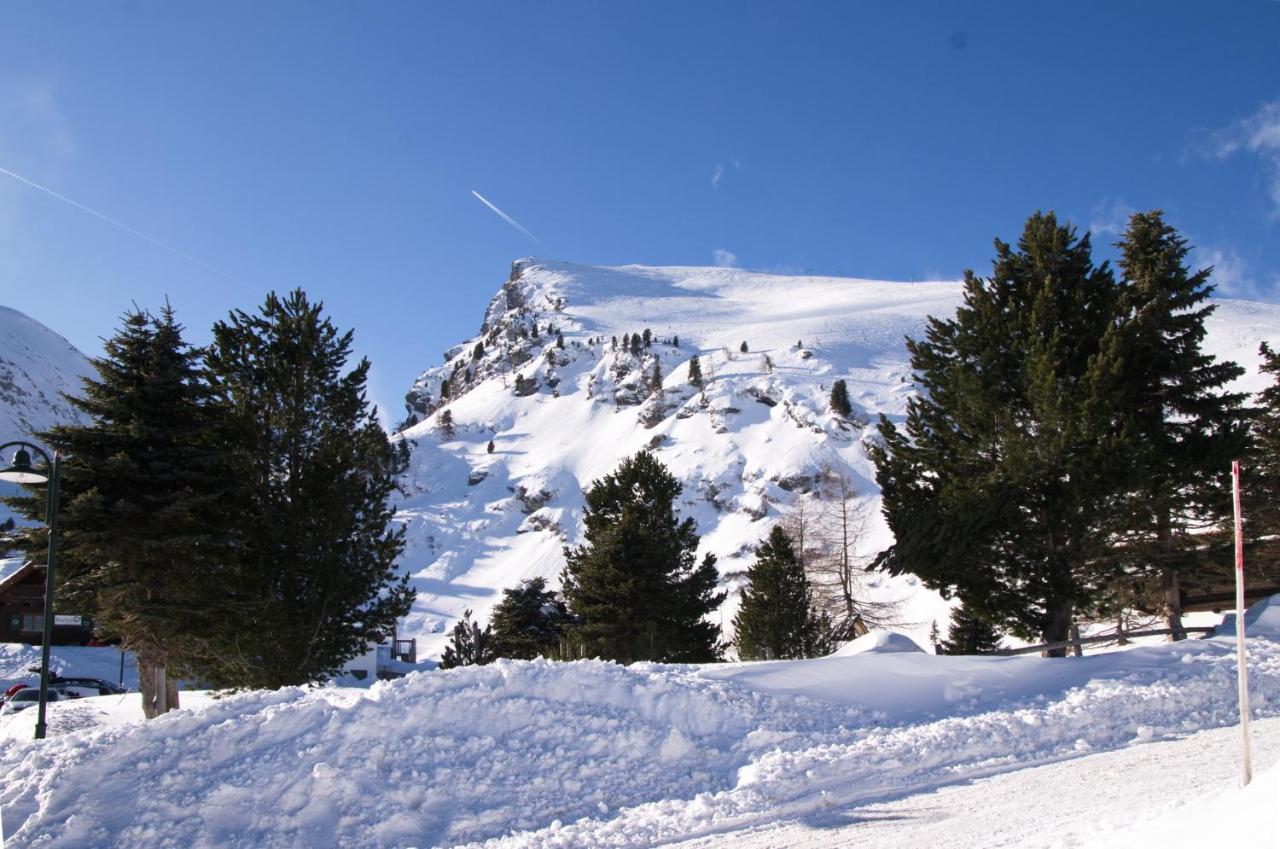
1041 596 1074 658
136 652 179 719
138 653 159 720
1161 567 1186 641
1157 509 1186 641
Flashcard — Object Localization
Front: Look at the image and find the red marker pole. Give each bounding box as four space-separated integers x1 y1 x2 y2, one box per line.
1232 460 1252 787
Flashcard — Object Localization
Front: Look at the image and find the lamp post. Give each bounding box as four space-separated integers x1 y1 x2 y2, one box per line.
0 440 61 740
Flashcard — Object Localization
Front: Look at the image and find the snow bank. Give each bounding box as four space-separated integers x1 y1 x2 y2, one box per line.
831 630 925 657
3 601 1280 848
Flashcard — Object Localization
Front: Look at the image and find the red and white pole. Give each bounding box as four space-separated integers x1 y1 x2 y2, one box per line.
1232 460 1252 787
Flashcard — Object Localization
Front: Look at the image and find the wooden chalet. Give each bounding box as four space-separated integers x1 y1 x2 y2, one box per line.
0 560 93 646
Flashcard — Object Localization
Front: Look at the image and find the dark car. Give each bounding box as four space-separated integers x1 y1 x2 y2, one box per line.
49 677 128 698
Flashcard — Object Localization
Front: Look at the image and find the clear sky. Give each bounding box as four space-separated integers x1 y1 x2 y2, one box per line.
1 2 1278 421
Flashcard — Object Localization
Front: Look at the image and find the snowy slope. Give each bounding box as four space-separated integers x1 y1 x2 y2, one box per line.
0 305 92 524
392 259 1280 657
1 597 1277 848
0 305 91 441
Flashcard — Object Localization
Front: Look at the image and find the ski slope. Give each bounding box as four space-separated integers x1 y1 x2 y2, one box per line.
1 596 1277 848
391 259 1280 657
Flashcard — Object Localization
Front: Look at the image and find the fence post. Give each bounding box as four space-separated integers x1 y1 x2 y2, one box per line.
1069 624 1083 657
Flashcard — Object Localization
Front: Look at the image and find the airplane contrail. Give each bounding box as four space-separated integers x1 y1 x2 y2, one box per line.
471 190 542 244
0 164 242 283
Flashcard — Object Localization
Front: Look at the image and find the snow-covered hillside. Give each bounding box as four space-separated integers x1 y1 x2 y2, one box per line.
0 305 92 522
0 305 91 440
392 260 1280 657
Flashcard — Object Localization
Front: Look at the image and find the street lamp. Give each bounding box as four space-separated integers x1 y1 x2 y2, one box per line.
0 440 62 740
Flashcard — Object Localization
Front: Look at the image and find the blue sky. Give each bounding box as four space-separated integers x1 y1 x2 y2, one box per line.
1 2 1278 421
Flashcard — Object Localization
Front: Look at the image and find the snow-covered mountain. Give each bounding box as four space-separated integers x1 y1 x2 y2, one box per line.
392 260 1280 657
0 306 92 522
0 305 90 441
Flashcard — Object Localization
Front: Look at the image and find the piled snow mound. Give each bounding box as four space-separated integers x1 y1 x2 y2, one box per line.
1215 593 1280 638
3 610 1280 849
832 630 926 657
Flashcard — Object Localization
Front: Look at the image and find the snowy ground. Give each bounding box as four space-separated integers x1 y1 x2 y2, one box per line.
0 596 1277 849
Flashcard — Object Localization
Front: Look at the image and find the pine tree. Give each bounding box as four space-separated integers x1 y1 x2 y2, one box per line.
611 336 618 351
561 451 724 663
642 328 652 348
205 290 414 687
5 305 239 716
939 601 1003 655
733 526 825 660
673 335 680 348
650 359 664 394
439 610 497 669
630 334 642 355
473 342 485 360
487 439 496 454
1109 211 1251 636
438 409 455 438
688 355 704 390
1250 344 1280 571
830 379 852 417
871 213 1129 654
490 577 570 659
556 332 565 350
740 341 749 353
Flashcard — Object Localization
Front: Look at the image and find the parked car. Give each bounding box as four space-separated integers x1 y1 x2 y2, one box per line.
0 687 65 715
50 677 127 698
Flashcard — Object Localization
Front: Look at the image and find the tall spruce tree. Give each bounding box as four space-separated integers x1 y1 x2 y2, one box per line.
830 379 852 418
489 577 570 659
1250 344 1280 571
688 355 704 389
871 213 1129 654
939 601 1003 655
5 306 239 717
733 526 826 660
561 451 724 662
205 290 413 687
1110 211 1250 637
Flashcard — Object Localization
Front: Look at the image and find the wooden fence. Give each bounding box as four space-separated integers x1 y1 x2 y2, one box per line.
993 625 1216 657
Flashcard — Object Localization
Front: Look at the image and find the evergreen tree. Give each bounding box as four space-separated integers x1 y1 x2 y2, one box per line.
439 610 497 669
5 305 239 716
673 335 680 348
630 334 642 355
611 336 618 351
688 355 704 390
940 601 1004 655
871 213 1129 653
487 439 496 454
1109 211 1250 636
556 332 565 350
438 409 455 438
1250 343 1280 569
561 451 724 662
740 341 749 353
650 359 664 394
830 379 852 417
205 290 414 687
439 375 451 400
489 577 570 659
733 526 825 660
642 328 652 348
473 342 485 360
